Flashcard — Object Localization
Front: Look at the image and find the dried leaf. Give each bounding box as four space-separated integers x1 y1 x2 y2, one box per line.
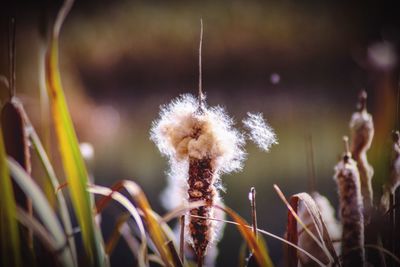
274 185 340 266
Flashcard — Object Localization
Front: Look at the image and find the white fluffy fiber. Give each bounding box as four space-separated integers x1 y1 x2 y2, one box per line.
242 112 277 152
160 159 189 210
150 94 246 174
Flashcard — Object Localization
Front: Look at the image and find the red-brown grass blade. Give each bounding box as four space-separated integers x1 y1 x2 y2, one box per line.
285 195 299 267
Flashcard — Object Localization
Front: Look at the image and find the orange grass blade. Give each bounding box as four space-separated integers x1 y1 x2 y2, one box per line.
104 213 130 255
214 204 274 267
95 181 176 267
188 212 325 266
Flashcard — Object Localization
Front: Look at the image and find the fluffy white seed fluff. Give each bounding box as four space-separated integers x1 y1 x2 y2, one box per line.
150 94 246 174
242 112 277 152
160 159 189 211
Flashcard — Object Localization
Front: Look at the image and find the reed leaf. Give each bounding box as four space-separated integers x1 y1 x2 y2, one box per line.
27 120 78 265
16 207 56 255
0 130 21 267
44 0 105 265
8 158 74 267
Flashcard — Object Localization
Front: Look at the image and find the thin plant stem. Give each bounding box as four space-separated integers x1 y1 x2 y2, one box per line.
8 17 16 99
179 215 185 263
250 187 258 239
396 79 400 130
198 18 204 111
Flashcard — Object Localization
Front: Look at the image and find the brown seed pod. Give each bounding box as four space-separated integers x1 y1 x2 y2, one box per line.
334 139 365 267
349 90 374 221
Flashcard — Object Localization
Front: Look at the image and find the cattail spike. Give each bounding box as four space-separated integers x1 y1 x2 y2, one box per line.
334 147 365 266
392 130 400 144
151 94 246 266
349 91 374 222
381 130 400 210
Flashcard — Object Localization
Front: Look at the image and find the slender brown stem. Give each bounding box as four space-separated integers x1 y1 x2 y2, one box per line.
389 193 395 267
197 258 203 267
166 240 184 267
179 215 185 263
396 80 400 130
198 18 204 111
8 17 16 99
343 135 351 161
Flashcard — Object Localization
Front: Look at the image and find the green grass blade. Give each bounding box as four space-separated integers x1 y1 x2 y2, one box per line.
44 0 106 265
28 123 78 266
8 158 74 267
0 130 21 267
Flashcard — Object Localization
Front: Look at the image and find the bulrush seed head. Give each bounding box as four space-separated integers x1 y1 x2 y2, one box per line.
151 94 246 264
334 151 365 267
349 90 374 220
381 131 400 209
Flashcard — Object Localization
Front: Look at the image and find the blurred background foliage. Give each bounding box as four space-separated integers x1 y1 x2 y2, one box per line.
0 1 399 266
